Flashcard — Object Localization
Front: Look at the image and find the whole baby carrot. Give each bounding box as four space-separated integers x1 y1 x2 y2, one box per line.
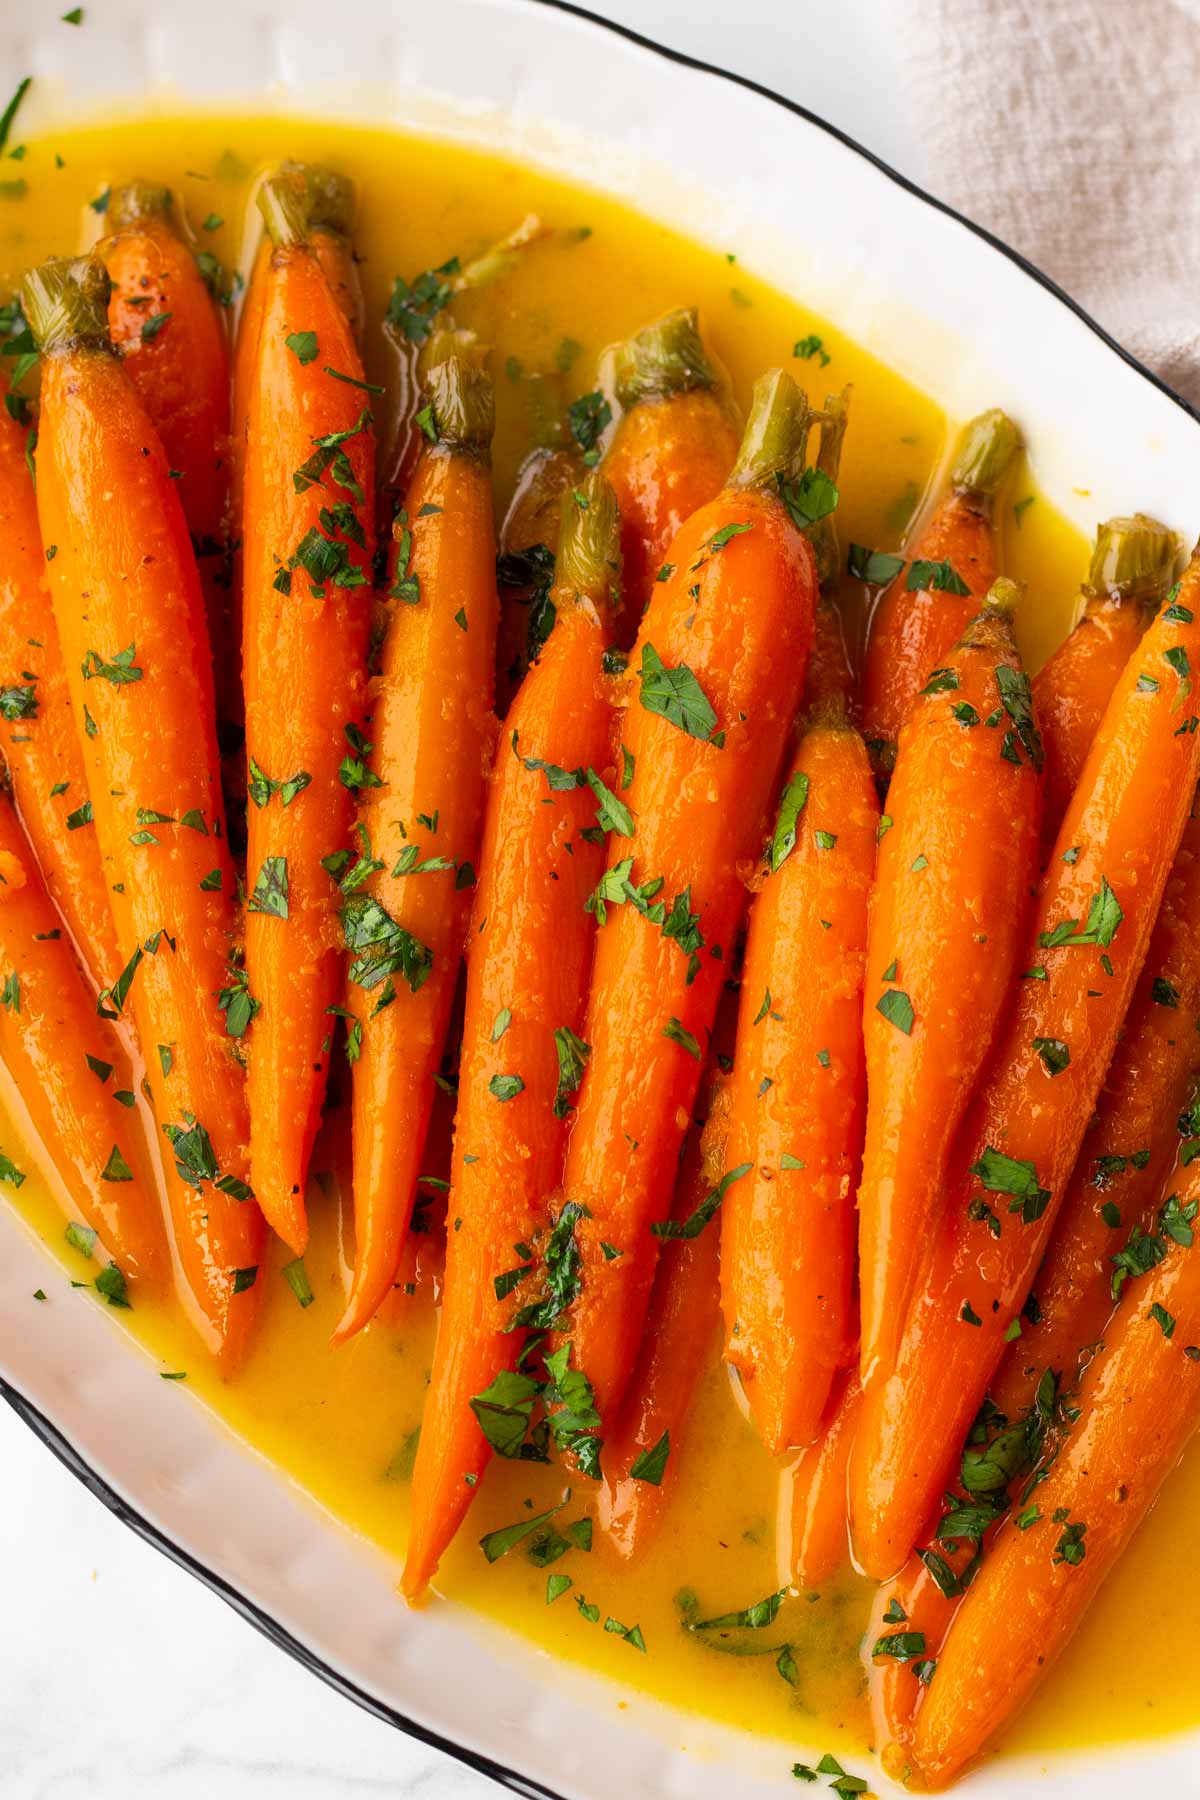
0 789 165 1286
24 255 263 1366
334 330 498 1345
601 307 739 644
910 1169 1200 1786
598 1027 736 1561
0 370 119 984
860 408 1020 775
857 578 1044 1386
101 183 232 660
549 370 820 1441
401 473 617 1597
788 1371 862 1589
849 547 1200 1579
720 384 870 1453
721 683 878 1448
990 792 1200 1416
1033 512 1177 845
240 168 376 1255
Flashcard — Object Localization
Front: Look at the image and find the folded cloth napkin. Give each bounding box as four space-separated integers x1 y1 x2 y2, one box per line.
893 0 1200 408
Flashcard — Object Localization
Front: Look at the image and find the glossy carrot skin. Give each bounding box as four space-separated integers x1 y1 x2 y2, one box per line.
241 193 375 1254
849 553 1200 1579
231 173 362 714
788 1370 862 1589
861 410 1019 771
0 376 119 985
402 521 615 1596
336 343 498 1344
806 595 856 714
603 308 738 645
866 1534 974 1766
28 260 262 1366
722 715 876 1450
1033 514 1176 847
0 791 166 1285
858 592 1043 1386
102 185 230 583
553 378 819 1431
911 1195 1200 1787
990 799 1200 1417
599 1036 735 1561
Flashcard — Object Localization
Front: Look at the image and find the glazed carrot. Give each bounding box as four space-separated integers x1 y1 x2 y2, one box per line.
860 408 1020 775
101 182 232 666
549 370 820 1438
401 474 617 1596
334 330 497 1344
1033 513 1177 846
495 445 582 711
857 578 1044 1386
719 386 869 1452
0 789 165 1286
721 701 877 1451
849 547 1200 1579
0 370 119 984
598 1033 735 1560
231 167 363 692
990 792 1200 1417
24 255 263 1365
910 1176 1200 1787
788 1371 862 1589
241 169 376 1255
601 307 739 645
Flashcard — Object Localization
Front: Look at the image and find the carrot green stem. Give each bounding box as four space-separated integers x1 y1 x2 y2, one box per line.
610 306 717 410
419 329 494 455
1087 513 1178 604
949 408 1021 499
555 470 621 612
257 163 356 250
108 180 174 230
958 576 1023 649
728 369 812 491
21 255 112 355
455 213 545 293
808 384 851 588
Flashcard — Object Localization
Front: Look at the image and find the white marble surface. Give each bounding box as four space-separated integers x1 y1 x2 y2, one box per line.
0 3 919 1796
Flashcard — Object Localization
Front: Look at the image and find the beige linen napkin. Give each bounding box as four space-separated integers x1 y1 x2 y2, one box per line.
894 0 1200 407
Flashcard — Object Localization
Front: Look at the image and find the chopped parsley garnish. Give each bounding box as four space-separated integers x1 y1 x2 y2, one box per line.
638 644 721 743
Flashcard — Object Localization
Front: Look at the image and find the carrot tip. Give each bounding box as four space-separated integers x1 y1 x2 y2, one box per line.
949 407 1021 498
808 384 852 588
107 179 174 230
419 329 495 453
1088 512 1179 604
983 574 1023 615
729 368 812 490
22 254 112 354
555 469 621 608
257 162 356 249
607 305 718 409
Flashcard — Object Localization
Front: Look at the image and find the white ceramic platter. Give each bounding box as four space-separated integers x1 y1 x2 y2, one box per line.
2 3 1199 1796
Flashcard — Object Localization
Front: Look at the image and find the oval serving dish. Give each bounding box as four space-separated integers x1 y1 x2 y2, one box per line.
1 3 1199 1797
